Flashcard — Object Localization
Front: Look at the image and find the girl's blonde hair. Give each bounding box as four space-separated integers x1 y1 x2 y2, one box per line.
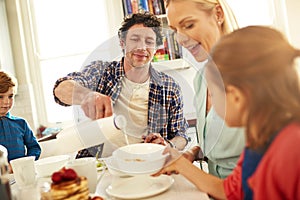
165 0 239 34
207 26 300 150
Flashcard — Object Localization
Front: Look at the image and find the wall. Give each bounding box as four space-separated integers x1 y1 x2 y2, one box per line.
3 0 39 131
3 0 124 131
0 0 15 74
285 0 300 48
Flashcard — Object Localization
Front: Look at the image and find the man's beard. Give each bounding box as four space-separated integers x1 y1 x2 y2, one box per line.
124 51 151 68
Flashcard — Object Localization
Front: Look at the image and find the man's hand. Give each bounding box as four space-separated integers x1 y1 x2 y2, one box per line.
81 92 113 120
143 133 187 150
143 133 167 146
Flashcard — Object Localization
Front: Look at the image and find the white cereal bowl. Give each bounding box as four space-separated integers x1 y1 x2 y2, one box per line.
104 157 130 177
35 155 70 177
112 143 168 175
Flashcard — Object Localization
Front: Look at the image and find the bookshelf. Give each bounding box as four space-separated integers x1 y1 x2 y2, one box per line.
152 59 189 71
121 0 187 68
122 0 166 16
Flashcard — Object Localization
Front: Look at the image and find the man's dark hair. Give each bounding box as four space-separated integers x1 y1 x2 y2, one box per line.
118 11 163 46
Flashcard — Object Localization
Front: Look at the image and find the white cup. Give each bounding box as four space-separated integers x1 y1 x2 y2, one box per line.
15 184 40 200
10 156 36 188
66 157 99 193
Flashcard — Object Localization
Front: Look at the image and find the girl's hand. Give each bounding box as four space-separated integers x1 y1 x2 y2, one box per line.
152 145 203 176
152 146 183 176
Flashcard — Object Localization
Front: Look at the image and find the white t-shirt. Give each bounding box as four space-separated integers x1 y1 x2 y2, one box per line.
113 77 150 144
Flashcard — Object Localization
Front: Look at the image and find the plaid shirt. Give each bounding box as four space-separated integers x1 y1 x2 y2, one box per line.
54 58 188 156
0 113 41 162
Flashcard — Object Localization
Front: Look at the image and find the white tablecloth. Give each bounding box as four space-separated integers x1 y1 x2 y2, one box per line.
96 170 210 200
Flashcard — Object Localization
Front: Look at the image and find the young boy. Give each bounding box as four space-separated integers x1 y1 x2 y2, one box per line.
0 71 41 162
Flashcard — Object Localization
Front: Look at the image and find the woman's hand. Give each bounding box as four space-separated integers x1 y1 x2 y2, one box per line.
182 145 203 162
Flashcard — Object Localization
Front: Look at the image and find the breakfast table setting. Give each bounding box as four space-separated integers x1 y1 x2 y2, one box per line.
95 143 210 200
1 117 211 200
5 143 210 200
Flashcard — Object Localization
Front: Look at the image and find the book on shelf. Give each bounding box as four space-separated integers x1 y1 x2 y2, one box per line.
122 0 166 15
173 35 183 59
152 0 165 15
131 0 139 13
139 0 149 11
148 0 154 14
153 31 183 62
122 0 133 16
153 36 169 62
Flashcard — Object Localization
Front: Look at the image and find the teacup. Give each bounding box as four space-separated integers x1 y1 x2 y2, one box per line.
10 156 36 188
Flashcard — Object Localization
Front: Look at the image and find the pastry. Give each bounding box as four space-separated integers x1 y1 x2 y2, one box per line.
48 167 90 200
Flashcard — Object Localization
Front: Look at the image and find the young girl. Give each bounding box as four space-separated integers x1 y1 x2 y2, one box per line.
155 26 300 199
0 71 41 162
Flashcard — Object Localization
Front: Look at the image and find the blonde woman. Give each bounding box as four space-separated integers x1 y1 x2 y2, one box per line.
164 0 245 178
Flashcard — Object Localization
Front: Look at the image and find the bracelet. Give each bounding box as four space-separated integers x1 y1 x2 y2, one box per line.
168 140 176 149
164 137 176 148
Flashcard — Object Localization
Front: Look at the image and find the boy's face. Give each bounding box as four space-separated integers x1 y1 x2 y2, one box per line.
0 87 15 116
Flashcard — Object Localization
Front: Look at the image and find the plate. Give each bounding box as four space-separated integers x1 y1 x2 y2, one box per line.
104 156 161 176
106 175 174 199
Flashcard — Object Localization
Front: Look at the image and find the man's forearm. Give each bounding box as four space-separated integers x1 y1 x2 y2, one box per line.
54 80 90 105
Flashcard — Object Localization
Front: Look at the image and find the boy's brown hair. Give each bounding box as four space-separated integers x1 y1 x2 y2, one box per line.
0 71 17 93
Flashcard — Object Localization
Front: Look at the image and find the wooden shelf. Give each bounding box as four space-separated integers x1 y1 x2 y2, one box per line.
152 59 190 71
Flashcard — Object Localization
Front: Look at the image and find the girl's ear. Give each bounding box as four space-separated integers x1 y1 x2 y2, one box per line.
215 4 225 24
225 85 246 111
225 84 248 126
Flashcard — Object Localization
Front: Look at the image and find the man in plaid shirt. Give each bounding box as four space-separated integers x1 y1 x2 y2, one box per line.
53 12 188 157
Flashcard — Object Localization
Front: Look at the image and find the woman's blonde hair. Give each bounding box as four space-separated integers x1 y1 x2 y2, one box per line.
207 26 300 150
165 0 239 34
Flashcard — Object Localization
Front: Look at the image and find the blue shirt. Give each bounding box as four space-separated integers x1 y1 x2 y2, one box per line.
0 112 41 162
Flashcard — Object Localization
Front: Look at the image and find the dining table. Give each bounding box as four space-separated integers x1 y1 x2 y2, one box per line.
9 167 210 200
95 169 210 200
